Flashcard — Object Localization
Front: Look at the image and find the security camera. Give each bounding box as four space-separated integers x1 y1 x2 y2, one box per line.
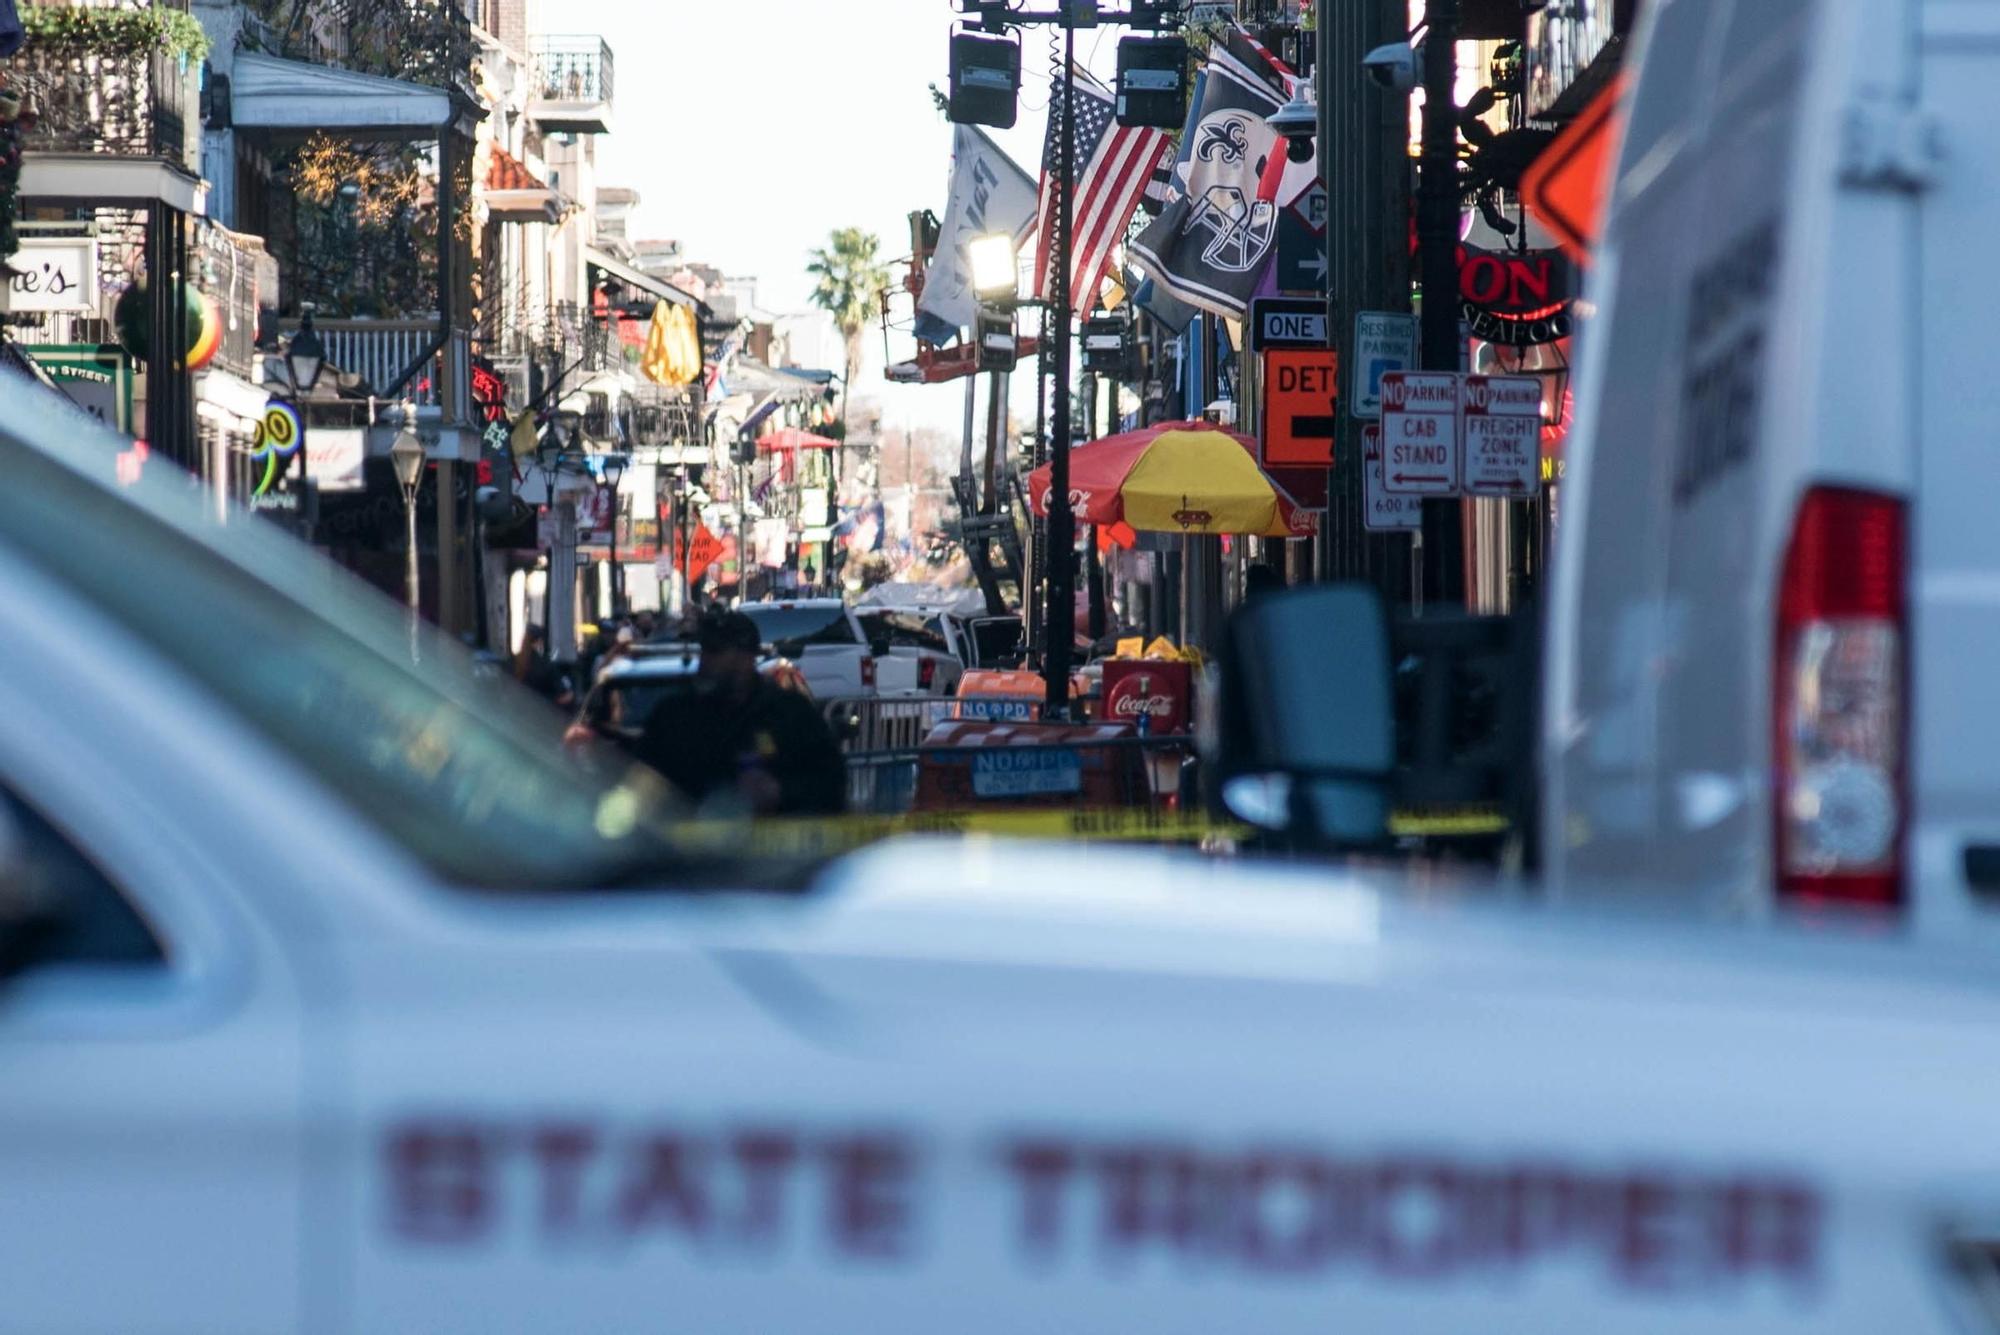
1361 40 1421 94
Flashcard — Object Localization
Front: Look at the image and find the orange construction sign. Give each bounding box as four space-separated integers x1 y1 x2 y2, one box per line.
677 523 725 579
1260 348 1340 469
1520 75 1629 267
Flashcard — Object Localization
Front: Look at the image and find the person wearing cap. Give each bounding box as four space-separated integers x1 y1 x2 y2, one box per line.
632 609 846 816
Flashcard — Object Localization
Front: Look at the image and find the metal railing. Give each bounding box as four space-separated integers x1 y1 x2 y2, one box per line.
275 318 471 411
10 42 196 168
817 698 1198 816
532 35 615 107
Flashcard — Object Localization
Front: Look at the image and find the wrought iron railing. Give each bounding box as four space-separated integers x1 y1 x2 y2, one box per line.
531 35 613 107
10 41 197 168
275 317 471 415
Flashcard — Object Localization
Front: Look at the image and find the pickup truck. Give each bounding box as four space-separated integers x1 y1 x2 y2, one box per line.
6 378 2000 1333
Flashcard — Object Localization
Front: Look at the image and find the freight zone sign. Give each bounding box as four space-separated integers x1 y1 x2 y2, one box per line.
1462 374 1543 496
1380 371 1462 496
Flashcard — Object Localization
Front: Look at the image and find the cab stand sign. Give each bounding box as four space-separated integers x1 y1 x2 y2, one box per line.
1379 372 1543 498
1379 372 1462 496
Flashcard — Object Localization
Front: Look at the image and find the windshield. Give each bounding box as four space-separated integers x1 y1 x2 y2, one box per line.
858 611 953 654
0 417 698 890
739 604 856 646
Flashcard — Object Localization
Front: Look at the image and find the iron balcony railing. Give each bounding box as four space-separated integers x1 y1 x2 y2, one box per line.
11 40 198 169
275 318 472 417
531 35 614 108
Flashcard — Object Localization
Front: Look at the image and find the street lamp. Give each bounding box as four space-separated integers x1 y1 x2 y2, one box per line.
390 430 426 662
1266 80 1318 163
602 452 628 615
286 308 326 394
968 233 1020 302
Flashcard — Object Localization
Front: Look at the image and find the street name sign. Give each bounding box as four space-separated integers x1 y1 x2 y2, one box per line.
1351 311 1418 420
1461 374 1544 497
1260 347 1340 468
1362 424 1423 532
1380 371 1462 496
1249 297 1328 351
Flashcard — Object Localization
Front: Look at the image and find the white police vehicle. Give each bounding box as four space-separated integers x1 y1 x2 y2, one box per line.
1545 0 2000 924
6 382 2000 1332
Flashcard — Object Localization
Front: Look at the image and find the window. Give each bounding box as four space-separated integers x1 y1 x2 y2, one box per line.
739 604 857 647
0 785 163 971
859 612 953 655
0 429 697 892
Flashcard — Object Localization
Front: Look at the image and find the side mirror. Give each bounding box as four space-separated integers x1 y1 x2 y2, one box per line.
1212 584 1395 847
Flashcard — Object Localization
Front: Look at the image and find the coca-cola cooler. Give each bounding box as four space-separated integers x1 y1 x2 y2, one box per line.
1099 660 1193 735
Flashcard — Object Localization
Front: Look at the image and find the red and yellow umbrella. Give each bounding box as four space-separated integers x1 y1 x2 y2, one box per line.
1027 419 1318 539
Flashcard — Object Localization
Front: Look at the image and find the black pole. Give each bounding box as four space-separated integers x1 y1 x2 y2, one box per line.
1418 0 1465 606
1043 22 1077 716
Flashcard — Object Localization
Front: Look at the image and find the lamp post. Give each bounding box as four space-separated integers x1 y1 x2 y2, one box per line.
602 452 628 616
389 430 427 663
286 308 326 395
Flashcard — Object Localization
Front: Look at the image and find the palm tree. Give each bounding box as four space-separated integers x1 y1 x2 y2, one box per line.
806 227 891 443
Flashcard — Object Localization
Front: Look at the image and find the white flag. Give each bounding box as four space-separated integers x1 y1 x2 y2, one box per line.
914 126 1040 342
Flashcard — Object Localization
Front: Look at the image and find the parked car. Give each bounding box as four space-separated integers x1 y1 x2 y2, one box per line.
738 598 879 699
576 645 814 744
858 608 968 696
1541 0 1968 925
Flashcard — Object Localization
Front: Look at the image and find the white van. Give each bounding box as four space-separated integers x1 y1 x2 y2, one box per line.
1543 0 1982 922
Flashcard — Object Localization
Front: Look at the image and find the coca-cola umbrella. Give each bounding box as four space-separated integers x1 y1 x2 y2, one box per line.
1026 419 1317 538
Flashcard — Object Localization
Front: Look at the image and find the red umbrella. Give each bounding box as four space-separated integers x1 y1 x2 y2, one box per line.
757 427 840 452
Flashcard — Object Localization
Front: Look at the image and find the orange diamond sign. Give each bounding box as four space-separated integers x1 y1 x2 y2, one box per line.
1520 76 1629 267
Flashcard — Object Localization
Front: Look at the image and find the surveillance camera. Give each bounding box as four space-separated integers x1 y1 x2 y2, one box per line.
1361 40 1421 94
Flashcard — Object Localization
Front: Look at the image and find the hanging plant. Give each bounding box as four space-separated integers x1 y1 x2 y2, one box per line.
0 73 29 272
18 4 212 63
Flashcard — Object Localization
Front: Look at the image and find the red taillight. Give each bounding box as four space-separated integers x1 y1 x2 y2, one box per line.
861 656 876 689
918 657 937 690
1774 487 1907 909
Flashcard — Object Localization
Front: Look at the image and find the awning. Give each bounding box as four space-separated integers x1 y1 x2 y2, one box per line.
230 51 472 140
757 427 839 453
583 246 708 318
483 146 566 225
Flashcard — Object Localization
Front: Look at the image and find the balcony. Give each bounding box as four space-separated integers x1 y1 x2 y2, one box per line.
528 36 613 135
275 317 472 417
11 32 203 210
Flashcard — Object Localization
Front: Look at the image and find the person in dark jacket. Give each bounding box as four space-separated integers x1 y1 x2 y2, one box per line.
632 610 846 816
1244 562 1287 602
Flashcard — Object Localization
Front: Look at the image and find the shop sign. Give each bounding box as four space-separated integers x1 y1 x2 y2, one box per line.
1459 244 1576 347
308 428 367 492
5 237 97 314
1526 0 1619 119
470 358 510 425
26 344 132 433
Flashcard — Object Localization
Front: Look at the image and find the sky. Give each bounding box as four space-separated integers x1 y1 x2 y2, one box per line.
548 0 1123 438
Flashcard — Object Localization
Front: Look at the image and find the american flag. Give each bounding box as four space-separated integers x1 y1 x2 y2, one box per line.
1032 65 1171 309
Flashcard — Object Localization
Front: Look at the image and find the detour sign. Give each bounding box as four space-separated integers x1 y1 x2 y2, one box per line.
1259 348 1339 468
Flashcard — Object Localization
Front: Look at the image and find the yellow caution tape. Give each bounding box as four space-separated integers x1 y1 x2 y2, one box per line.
669 808 1253 858
1389 805 1513 838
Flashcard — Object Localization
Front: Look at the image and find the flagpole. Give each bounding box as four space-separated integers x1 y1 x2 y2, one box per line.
1043 21 1077 718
